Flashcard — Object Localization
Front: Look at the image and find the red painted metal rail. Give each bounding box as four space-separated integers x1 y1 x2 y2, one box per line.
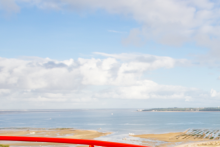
0 136 149 147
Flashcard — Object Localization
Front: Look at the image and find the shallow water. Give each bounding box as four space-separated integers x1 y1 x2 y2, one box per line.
1 109 220 143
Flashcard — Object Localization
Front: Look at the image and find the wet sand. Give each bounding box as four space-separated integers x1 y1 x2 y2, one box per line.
175 141 220 147
132 132 209 142
130 130 220 147
0 128 111 147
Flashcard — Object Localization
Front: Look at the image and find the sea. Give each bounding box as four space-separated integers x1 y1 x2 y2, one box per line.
1 109 220 144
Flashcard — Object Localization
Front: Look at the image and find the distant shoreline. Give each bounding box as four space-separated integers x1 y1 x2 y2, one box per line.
137 107 220 112
138 111 220 112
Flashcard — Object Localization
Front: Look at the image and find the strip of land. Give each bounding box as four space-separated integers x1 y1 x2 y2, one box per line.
0 128 111 147
138 107 220 112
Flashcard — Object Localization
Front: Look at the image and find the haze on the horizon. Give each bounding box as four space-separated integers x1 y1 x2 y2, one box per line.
0 0 220 109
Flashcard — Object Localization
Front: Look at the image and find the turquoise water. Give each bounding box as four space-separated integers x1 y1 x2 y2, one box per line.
1 109 220 143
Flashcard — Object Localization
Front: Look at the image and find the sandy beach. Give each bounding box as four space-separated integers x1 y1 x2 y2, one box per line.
130 129 220 147
0 128 111 147
174 141 220 147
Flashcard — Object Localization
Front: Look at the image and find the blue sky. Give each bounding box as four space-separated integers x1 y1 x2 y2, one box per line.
0 0 220 109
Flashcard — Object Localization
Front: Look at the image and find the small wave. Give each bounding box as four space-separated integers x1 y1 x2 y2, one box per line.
166 122 204 125
122 123 145 125
86 123 110 125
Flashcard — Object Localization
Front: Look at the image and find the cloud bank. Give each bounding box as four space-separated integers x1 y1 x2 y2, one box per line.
0 53 215 108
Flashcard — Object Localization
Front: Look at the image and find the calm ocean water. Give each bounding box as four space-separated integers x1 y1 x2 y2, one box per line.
1 109 220 143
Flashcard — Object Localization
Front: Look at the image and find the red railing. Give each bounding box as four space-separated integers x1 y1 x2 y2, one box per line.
0 136 149 147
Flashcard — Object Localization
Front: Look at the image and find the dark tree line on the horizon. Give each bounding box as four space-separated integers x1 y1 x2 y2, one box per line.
142 107 220 111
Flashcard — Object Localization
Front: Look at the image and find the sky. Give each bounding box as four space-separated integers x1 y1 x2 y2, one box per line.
0 0 220 109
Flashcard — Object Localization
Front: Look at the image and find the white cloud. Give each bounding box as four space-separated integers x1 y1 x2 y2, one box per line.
0 53 213 108
121 28 144 46
0 89 10 95
0 0 20 14
210 89 217 97
210 89 220 97
0 53 181 89
94 80 201 100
